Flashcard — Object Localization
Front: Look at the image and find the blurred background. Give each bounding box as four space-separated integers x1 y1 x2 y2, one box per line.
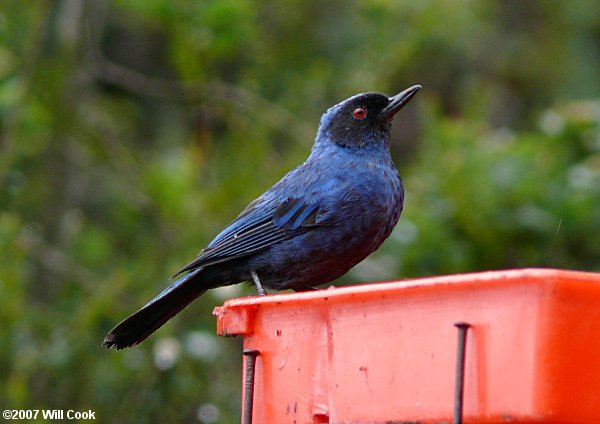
1 0 599 422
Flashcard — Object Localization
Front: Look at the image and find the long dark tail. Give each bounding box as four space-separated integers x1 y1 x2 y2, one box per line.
103 268 206 349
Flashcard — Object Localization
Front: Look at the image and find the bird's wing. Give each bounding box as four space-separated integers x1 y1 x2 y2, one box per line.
174 195 322 275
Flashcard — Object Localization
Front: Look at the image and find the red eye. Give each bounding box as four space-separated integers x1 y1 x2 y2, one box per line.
353 107 367 119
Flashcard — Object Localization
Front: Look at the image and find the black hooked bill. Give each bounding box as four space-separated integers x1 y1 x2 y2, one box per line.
382 85 422 119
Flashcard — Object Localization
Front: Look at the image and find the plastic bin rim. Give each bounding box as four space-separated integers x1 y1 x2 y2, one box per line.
219 267 600 309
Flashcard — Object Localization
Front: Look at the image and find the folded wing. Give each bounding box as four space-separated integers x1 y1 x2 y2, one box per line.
175 196 322 275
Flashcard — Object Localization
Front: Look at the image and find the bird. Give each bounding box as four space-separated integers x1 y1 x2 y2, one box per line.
103 84 421 349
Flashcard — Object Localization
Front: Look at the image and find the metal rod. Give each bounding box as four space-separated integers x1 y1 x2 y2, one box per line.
242 349 260 424
453 322 471 424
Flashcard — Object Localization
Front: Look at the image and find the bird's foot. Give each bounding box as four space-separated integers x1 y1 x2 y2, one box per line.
250 270 267 296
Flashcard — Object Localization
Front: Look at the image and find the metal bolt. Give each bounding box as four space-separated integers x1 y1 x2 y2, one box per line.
453 322 471 424
242 349 260 424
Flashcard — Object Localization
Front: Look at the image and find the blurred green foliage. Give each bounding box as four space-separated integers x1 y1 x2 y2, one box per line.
1 0 599 422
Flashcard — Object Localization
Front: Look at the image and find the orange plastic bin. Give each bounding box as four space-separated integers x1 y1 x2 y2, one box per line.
213 268 600 423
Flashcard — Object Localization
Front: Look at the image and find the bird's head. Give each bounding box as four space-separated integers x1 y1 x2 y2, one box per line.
318 85 421 148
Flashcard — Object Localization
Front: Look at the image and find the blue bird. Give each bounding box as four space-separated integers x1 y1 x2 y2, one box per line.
103 85 421 349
